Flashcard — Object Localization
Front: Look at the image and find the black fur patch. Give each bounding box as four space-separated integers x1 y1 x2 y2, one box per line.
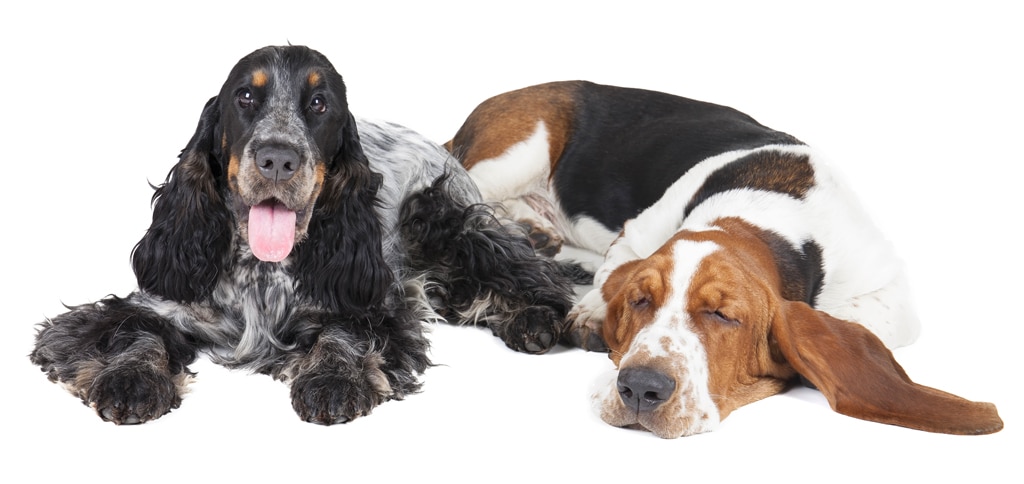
132 97 233 303
399 174 575 354
685 150 815 218
754 230 825 306
552 81 803 231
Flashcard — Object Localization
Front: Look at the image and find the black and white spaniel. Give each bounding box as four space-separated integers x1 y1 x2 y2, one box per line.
30 46 576 425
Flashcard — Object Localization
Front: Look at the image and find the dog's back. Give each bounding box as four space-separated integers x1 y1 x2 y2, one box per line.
446 80 1000 437
450 80 802 232
448 80 920 350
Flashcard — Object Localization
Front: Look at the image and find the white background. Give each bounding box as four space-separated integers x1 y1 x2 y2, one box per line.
2 1 1019 482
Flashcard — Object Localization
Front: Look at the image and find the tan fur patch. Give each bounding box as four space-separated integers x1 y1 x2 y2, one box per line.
733 151 815 199
361 352 393 396
228 153 240 182
314 161 325 185
449 81 581 176
601 252 673 365
65 360 105 399
680 220 798 418
302 162 327 220
252 69 268 87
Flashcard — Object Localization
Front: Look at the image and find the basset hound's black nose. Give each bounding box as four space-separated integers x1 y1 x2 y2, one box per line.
617 367 676 412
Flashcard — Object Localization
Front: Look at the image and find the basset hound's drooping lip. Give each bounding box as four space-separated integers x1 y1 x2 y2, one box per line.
448 80 1004 437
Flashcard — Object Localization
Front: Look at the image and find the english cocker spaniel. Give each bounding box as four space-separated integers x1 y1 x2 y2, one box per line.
30 45 577 425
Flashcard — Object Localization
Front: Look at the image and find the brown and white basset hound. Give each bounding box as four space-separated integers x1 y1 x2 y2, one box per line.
445 80 1003 438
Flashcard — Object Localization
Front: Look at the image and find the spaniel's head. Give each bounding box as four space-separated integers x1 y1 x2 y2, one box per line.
133 46 386 312
214 45 362 262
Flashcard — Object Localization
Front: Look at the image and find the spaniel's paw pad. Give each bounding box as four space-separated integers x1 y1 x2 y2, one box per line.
526 225 564 258
290 372 385 425
495 306 562 355
88 364 181 425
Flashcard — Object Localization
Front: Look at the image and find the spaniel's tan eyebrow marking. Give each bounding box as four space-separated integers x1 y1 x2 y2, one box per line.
252 69 268 88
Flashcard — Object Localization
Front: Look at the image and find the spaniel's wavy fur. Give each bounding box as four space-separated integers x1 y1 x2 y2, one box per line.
30 46 575 425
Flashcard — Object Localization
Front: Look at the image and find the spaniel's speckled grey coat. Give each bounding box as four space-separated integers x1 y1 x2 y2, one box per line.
30 46 576 425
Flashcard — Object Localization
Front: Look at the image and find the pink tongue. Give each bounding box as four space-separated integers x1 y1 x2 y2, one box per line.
248 201 297 262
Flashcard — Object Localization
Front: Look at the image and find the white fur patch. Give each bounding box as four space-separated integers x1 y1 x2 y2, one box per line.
468 121 552 202
563 214 618 255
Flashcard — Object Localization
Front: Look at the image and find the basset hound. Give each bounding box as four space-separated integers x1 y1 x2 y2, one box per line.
446 80 1003 437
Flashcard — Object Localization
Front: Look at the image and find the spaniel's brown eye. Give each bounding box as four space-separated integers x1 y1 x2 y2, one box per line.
237 89 255 109
309 95 326 114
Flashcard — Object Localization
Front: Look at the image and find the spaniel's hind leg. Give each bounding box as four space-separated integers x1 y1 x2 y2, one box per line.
400 175 577 354
30 295 198 424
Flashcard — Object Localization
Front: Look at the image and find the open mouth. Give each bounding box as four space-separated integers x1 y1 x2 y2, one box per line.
248 198 297 262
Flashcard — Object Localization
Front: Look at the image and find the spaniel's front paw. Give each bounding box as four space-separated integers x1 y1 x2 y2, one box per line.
491 305 563 355
88 363 183 425
290 369 390 425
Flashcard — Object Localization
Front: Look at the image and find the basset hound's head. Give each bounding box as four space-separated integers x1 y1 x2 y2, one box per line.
594 217 1003 438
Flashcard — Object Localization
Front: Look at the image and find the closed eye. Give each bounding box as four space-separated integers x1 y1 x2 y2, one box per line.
707 310 740 326
629 296 650 310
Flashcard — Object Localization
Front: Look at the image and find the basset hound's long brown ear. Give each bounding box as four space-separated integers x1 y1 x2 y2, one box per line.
598 259 644 358
772 301 1003 435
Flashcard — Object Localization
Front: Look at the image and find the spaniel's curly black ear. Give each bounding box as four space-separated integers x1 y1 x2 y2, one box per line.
131 96 233 302
291 113 393 315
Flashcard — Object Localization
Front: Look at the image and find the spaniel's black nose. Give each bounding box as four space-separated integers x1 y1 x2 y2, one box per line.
617 367 676 412
256 146 300 182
